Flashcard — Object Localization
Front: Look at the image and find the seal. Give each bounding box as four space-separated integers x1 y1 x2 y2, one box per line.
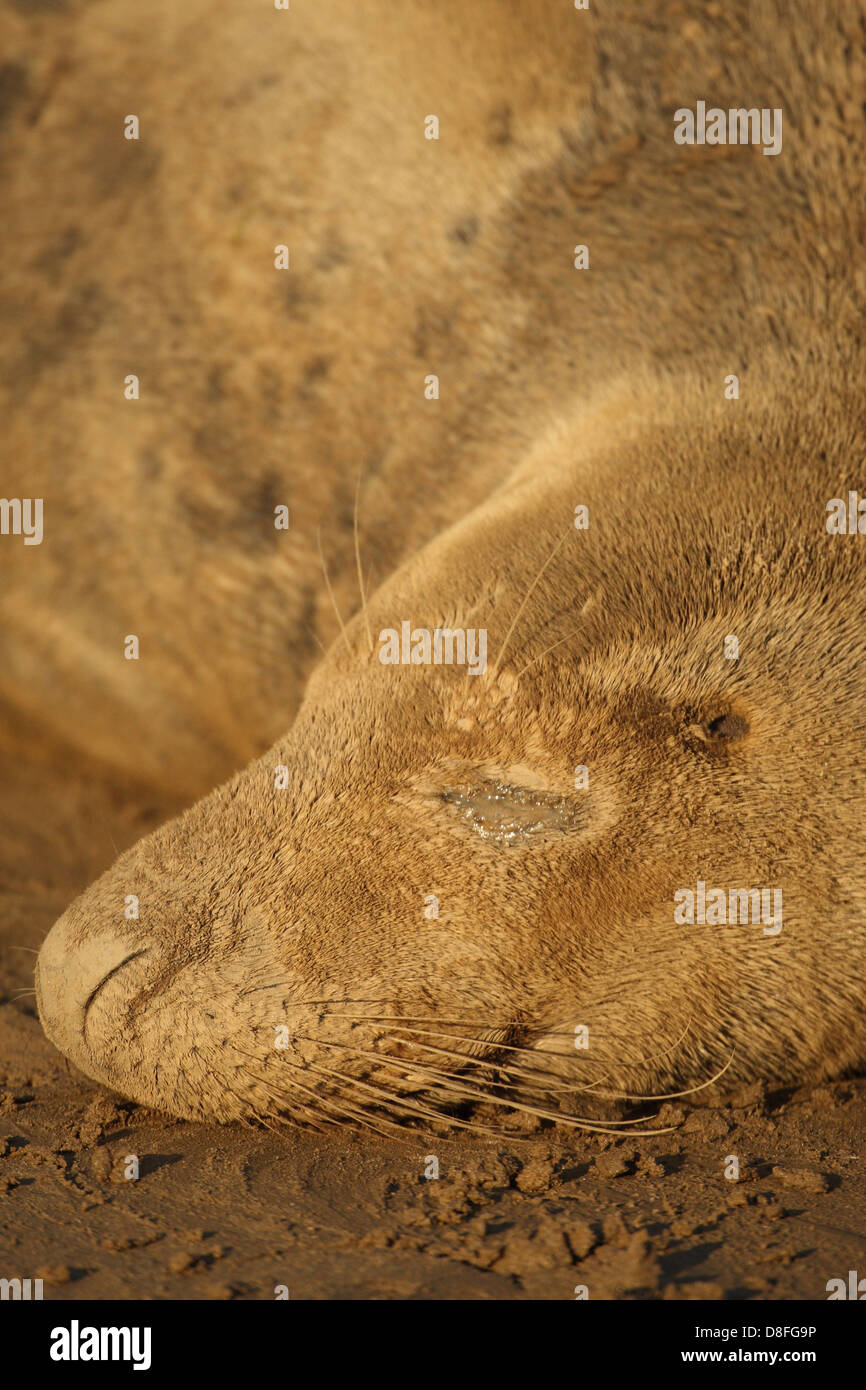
24 0 866 1128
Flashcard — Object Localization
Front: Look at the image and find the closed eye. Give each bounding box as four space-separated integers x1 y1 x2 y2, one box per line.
439 780 582 846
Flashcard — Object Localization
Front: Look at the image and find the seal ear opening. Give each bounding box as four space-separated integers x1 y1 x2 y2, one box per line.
686 709 750 745
704 712 750 741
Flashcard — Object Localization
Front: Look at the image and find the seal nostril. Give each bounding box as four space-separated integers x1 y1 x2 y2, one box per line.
37 916 152 1068
82 949 150 1025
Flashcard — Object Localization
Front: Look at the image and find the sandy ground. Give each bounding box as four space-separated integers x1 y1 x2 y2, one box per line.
2 752 864 1302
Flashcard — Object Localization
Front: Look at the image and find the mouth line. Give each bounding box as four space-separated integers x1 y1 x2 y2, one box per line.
82 949 149 1038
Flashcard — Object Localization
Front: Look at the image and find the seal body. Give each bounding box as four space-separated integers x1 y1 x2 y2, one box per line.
16 1 866 1124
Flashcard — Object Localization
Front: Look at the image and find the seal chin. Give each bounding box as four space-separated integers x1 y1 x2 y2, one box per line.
36 910 147 1084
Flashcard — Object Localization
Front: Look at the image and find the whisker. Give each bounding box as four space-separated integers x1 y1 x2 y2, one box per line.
238 1076 333 1135
295 1033 673 1137
490 532 569 680
278 1007 709 1088
95 812 121 858
232 1045 383 1131
405 1061 675 1135
244 1066 378 1133
516 624 586 680
292 1005 516 1027
527 1016 696 1076
383 1018 724 1106
303 1013 721 1107
268 1107 334 1137
347 1020 617 1085
294 1016 632 1098
239 996 495 1016
316 527 353 659
599 1051 736 1102
301 622 328 659
300 1055 509 1138
294 1015 627 1105
231 1045 406 1136
218 1080 269 1129
376 1029 607 1097
223 1007 716 1131
353 471 374 655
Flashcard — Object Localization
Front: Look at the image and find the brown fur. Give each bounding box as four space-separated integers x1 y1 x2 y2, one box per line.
7 0 866 1125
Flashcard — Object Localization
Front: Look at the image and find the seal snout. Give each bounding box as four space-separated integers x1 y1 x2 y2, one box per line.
36 911 148 1077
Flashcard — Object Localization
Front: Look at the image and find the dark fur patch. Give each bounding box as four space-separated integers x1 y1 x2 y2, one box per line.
487 102 512 146
450 215 480 246
0 63 28 127
7 0 67 10
297 355 331 399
